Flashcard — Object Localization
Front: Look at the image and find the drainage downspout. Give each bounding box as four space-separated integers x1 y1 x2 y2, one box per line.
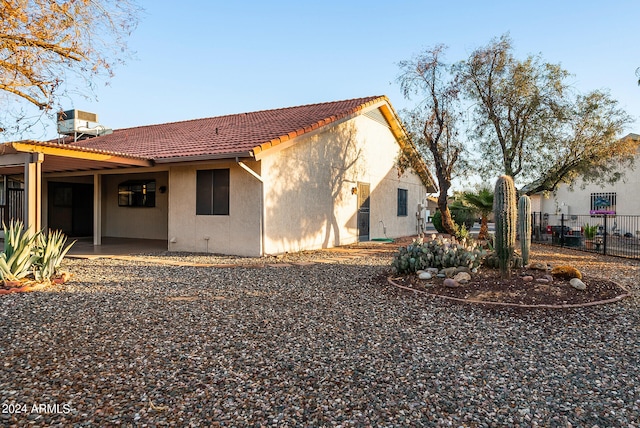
236 158 265 256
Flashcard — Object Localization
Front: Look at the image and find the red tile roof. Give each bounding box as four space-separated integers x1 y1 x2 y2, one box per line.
66 96 386 161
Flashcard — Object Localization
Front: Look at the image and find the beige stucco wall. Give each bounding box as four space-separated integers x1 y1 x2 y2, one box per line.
529 193 543 213
166 161 262 256
536 165 640 216
371 166 426 238
261 110 427 254
102 172 169 240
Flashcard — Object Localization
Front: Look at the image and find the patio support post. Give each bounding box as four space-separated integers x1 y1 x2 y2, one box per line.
24 153 44 233
2 175 7 226
93 173 102 245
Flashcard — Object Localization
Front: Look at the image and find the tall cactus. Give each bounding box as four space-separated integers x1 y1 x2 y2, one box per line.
493 175 517 279
518 195 532 266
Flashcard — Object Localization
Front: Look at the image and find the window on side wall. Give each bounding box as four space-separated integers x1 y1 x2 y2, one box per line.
196 169 230 215
590 192 616 215
397 188 408 216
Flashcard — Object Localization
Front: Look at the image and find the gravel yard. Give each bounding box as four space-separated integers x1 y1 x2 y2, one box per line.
0 243 639 427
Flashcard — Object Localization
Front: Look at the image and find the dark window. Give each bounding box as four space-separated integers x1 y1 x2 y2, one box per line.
118 180 156 207
397 188 408 216
197 169 230 215
53 186 73 207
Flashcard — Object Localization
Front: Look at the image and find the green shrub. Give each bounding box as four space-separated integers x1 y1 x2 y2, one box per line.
449 203 475 230
455 224 470 241
391 235 486 274
431 210 446 233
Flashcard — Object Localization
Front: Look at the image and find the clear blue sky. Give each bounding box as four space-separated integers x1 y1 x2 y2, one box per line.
24 0 640 139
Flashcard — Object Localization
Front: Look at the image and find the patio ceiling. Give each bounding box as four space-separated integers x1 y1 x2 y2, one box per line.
0 141 153 175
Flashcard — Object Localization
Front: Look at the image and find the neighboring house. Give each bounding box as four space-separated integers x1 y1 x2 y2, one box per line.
425 195 439 217
530 133 640 217
0 96 436 256
528 133 640 238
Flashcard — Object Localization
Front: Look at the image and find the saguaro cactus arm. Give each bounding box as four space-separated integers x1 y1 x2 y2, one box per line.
518 195 532 266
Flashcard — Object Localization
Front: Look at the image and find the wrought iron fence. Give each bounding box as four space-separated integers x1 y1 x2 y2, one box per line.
0 188 24 227
531 212 640 259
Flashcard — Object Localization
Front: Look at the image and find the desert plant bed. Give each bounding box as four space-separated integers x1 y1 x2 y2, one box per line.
388 242 633 308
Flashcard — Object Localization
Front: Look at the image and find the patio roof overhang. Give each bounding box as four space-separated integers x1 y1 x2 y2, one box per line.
0 140 155 241
0 141 153 175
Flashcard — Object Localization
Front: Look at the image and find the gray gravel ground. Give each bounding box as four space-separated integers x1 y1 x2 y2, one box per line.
0 244 639 427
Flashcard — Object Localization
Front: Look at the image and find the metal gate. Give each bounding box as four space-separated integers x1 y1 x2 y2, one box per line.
357 182 370 241
0 188 24 226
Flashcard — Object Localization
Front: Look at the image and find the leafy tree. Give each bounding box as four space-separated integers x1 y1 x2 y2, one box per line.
0 0 140 136
459 34 636 194
522 94 638 194
397 45 467 236
461 187 493 240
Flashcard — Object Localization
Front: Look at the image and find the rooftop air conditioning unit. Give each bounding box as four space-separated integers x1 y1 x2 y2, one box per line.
57 109 112 138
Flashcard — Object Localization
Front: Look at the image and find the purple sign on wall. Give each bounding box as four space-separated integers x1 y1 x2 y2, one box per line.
590 210 616 215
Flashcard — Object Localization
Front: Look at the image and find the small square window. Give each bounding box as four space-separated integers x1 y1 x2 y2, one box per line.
118 180 156 207
397 188 408 216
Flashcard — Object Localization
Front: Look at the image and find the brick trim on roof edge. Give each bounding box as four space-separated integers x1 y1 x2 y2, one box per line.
8 140 151 161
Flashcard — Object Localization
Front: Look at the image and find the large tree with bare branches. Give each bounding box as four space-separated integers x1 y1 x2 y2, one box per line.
0 0 140 136
397 45 467 236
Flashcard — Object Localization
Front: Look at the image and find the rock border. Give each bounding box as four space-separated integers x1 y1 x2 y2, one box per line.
0 272 71 295
0 282 50 294
387 276 632 309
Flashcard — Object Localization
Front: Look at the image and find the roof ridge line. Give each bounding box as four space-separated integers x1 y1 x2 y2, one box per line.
94 95 386 134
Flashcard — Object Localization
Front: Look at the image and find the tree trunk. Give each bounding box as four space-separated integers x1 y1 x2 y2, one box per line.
437 191 457 236
477 214 489 240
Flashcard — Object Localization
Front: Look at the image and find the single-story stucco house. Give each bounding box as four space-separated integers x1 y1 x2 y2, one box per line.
530 133 640 217
0 95 436 256
526 133 640 239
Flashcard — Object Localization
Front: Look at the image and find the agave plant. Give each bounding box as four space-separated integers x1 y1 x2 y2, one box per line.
0 220 40 282
33 229 76 282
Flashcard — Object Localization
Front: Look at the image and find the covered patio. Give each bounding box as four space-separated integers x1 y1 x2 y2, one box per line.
0 140 154 245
